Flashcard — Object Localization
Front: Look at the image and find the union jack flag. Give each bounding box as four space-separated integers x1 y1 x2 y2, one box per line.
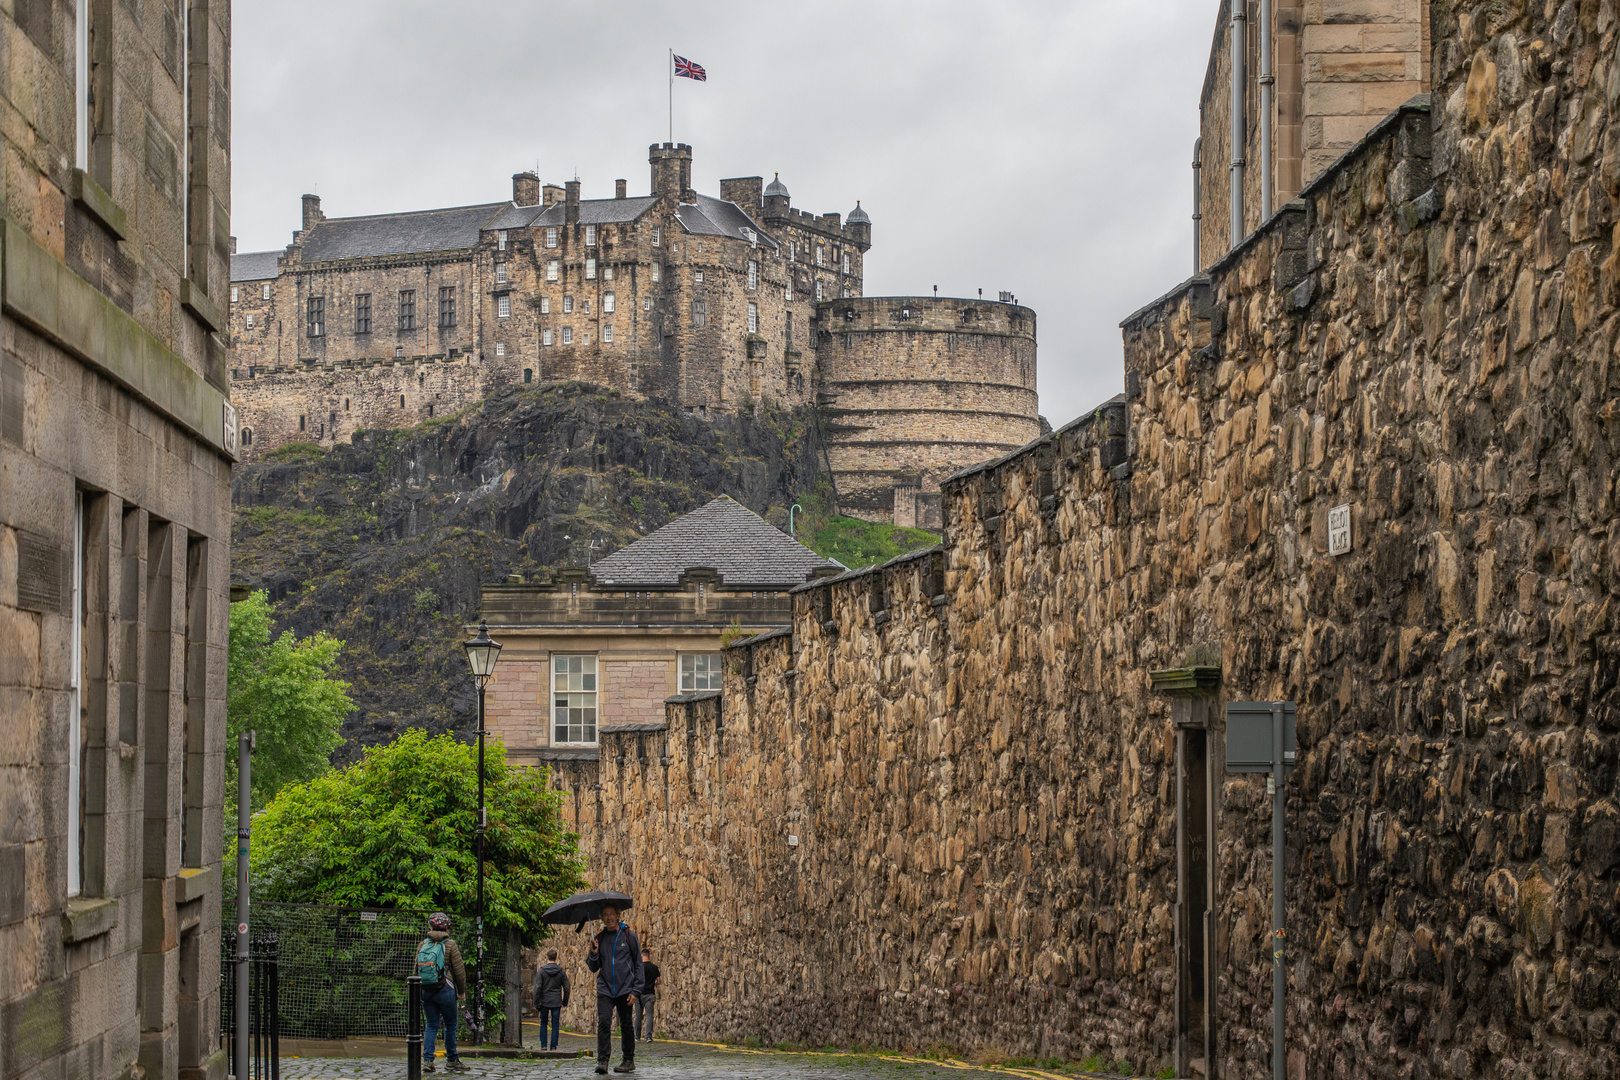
673 54 706 81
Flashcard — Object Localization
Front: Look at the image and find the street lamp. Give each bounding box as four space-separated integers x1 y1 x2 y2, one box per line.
461 620 502 1043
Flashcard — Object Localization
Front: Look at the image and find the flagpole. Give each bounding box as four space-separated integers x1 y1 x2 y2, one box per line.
668 48 673 143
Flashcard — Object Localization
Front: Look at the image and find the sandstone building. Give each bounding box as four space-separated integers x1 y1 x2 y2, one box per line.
535 3 1620 1079
1 3 235 1080
228 144 1040 525
479 497 836 765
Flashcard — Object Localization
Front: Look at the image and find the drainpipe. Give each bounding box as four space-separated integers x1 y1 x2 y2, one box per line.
1229 0 1246 248
1259 0 1273 218
1192 137 1203 273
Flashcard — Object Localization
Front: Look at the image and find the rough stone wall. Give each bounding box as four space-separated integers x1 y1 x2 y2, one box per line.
550 6 1620 1077
816 297 1041 525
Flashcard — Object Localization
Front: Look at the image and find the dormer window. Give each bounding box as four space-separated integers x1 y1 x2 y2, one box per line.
741 227 756 243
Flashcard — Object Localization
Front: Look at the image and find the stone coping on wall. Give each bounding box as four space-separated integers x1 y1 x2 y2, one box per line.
787 544 941 595
663 690 722 705
522 747 601 763
723 626 794 650
598 722 670 734
1119 93 1434 333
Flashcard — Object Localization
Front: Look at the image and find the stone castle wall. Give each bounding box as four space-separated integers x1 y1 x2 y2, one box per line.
545 6 1620 1076
816 297 1041 526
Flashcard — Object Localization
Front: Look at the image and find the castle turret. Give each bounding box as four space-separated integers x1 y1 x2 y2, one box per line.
650 143 693 201
513 171 539 205
847 200 871 252
763 173 790 224
543 184 564 208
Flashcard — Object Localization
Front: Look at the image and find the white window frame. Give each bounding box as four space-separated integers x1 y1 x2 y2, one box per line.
815 280 823 301
604 265 614 281
495 342 505 356
679 652 722 692
694 270 704 284
546 259 560 281
815 246 824 267
498 229 508 250
563 295 574 313
262 283 271 299
541 296 551 314
747 302 758 333
602 323 612 343
585 224 597 247
843 252 851 274
546 227 559 248
231 286 239 302
562 326 573 344
643 297 652 311
603 292 615 313
652 226 661 246
495 262 507 284
542 328 553 346
586 258 597 280
497 294 511 318
552 654 599 745
651 263 661 283
245 314 254 329
747 261 758 290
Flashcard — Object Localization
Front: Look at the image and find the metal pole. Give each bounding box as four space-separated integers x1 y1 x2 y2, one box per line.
1192 138 1203 273
475 677 487 1044
1271 704 1285 1080
1259 0 1274 218
407 976 424 1080
235 732 252 1080
1229 0 1246 248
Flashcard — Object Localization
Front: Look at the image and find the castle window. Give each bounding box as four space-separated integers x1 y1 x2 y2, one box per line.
497 294 511 318
651 262 661 283
245 315 254 329
399 290 416 330
679 653 721 691
603 265 614 281
784 284 791 302
231 286 239 302
586 258 597 280
439 287 457 327
344 399 350 410
298 414 306 432
498 229 508 250
747 302 758 334
543 329 553 346
524 368 532 382
400 394 406 407
541 296 551 314
841 285 850 298
355 293 371 334
395 346 404 358
242 428 252 446
545 227 558 248
262 283 271 299
427 404 433 417
602 324 612 343
603 292 615 314
691 299 707 328
652 226 661 246
306 296 324 337
585 225 597 247
495 262 507 284
563 295 573 313
546 259 559 281
553 654 597 745
643 297 651 311
789 242 796 261
562 327 573 344
815 280 823 301
842 252 851 275
815 246 824 267
495 342 506 357
693 270 703 284
747 261 757 290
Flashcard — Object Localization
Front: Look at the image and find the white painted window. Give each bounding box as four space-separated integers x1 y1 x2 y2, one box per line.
563 295 573 313
747 302 758 333
546 227 558 248
585 225 597 247
498 229 508 250
790 242 796 261
604 265 614 281
679 652 722 692
603 292 615 313
784 284 791 302
246 315 254 329
546 259 559 281
815 280 823 301
262 283 271 300
842 285 850 298
747 261 757 290
495 342 505 356
495 263 507 284
543 329 553 346
602 324 612 343
231 286 239 302
497 294 511 318
694 270 704 284
541 296 550 314
553 655 598 744
643 297 652 311
651 263 661 283
586 258 596 280
815 246 824 267
583 299 591 314
843 252 851 275
652 226 661 246
562 326 573 344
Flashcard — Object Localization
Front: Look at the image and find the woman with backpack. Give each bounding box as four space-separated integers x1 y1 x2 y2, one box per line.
415 912 469 1073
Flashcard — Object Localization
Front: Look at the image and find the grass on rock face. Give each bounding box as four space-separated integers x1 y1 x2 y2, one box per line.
803 514 937 568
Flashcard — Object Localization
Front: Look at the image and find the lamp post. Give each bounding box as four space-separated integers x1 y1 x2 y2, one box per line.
461 620 502 1044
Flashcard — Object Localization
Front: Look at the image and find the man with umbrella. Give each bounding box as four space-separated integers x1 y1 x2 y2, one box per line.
586 901 643 1074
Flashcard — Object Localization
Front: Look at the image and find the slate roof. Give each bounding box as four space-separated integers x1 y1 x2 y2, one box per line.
675 195 778 250
230 251 283 281
530 196 659 228
298 201 508 263
589 496 835 588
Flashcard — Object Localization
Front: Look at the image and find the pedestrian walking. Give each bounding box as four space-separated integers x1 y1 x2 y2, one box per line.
414 913 468 1073
531 949 571 1051
635 951 661 1042
585 902 643 1075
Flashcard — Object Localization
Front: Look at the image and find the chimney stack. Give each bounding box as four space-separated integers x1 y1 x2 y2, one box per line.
301 193 323 232
720 177 763 209
512 171 540 205
543 184 564 208
229 235 237 255
615 179 627 199
649 142 693 202
565 180 581 224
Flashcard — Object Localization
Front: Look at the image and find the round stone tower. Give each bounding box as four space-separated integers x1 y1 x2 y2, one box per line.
814 295 1039 528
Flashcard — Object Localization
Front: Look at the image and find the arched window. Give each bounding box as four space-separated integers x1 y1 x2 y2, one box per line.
524 369 533 383
241 428 253 446
399 394 406 407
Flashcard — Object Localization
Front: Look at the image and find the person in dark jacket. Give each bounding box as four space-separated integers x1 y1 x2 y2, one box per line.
531 949 571 1051
585 903 643 1074
635 951 661 1042
417 913 468 1073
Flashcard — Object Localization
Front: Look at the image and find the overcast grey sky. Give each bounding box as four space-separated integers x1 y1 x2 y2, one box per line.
232 0 1216 429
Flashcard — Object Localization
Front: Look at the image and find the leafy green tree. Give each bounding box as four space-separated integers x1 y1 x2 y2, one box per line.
249 729 585 941
228 590 351 810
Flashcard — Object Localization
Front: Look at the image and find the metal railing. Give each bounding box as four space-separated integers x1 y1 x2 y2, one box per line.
220 931 280 1080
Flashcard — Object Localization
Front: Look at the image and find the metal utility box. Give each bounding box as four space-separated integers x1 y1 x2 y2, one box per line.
1224 701 1297 773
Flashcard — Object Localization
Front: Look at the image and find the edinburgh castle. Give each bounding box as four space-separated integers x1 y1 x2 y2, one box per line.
228 144 1041 526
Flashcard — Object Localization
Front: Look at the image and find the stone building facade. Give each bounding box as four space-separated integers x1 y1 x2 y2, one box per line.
539 4 1620 1078
228 144 1039 525
1198 0 1431 267
1 2 235 1080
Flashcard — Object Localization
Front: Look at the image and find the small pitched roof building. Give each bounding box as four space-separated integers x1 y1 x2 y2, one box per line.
478 497 837 768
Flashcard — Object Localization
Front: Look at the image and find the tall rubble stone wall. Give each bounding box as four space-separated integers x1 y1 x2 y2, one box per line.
551 6 1620 1077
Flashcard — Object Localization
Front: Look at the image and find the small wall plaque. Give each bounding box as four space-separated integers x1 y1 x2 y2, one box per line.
788 835 799 847
1328 504 1351 556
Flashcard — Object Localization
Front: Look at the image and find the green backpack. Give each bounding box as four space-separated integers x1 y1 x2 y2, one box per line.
415 939 448 987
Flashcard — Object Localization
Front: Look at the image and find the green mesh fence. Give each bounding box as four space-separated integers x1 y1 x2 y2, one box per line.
221 902 504 1042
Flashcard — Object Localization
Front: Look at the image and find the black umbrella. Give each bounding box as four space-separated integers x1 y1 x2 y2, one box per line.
542 890 634 932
